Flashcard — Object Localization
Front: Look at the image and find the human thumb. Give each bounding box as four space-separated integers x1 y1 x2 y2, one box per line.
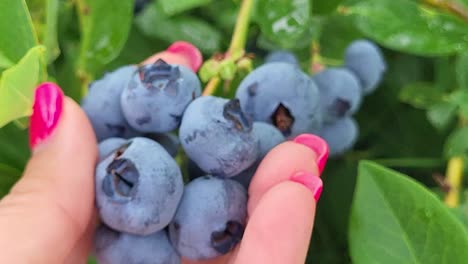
0 83 98 263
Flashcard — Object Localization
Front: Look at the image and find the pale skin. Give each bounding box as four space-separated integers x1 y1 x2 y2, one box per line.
0 54 320 264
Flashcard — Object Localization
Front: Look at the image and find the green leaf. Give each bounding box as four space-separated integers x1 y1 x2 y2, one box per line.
456 52 468 90
158 0 212 16
444 126 468 158
0 163 22 197
399 82 443 109
347 0 468 56
448 89 468 118
452 190 468 230
434 57 457 91
427 102 457 131
55 43 83 102
0 123 30 171
43 0 60 62
27 0 60 63
0 46 47 128
372 158 444 168
313 0 343 15
255 0 311 49
76 0 133 79
0 0 38 64
319 15 364 60
201 1 238 32
452 208 468 231
349 161 468 263
136 4 222 54
106 25 167 71
0 52 15 69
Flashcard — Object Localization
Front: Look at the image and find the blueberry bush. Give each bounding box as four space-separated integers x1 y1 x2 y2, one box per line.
1 0 468 263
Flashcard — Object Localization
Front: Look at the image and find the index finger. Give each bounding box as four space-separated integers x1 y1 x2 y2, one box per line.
142 41 203 72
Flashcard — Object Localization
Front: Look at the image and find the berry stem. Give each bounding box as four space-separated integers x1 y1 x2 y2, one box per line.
310 41 324 74
202 0 254 96
444 156 464 208
202 77 221 96
310 41 342 74
227 0 255 56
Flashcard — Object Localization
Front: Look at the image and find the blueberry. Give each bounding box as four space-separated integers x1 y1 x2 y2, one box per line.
121 59 202 133
235 62 322 138
252 122 285 158
179 96 258 177
145 133 180 157
95 137 184 235
317 117 359 157
312 68 363 124
82 66 140 141
169 176 247 260
232 122 285 189
344 40 386 94
94 225 180 264
265 51 299 65
98 137 127 160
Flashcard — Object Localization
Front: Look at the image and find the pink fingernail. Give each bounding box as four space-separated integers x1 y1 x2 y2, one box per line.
166 41 203 72
290 171 323 202
293 134 329 175
29 82 64 149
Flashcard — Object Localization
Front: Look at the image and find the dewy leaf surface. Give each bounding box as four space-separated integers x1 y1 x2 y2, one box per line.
348 0 468 56
349 161 468 264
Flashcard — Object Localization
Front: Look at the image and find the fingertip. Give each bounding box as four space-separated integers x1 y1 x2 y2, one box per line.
248 141 319 212
142 52 191 68
142 42 203 72
0 96 99 262
166 41 203 72
16 95 98 229
293 134 329 174
238 182 316 264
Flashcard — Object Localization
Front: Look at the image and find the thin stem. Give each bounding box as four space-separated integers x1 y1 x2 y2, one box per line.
444 156 464 207
202 0 254 96
227 0 255 55
202 77 221 96
310 41 324 74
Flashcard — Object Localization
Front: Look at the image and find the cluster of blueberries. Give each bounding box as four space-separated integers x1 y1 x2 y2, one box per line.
81 39 385 264
264 40 386 156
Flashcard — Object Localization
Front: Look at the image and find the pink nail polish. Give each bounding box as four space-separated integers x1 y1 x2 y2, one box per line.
29 82 64 149
290 171 323 202
166 41 203 72
293 134 329 175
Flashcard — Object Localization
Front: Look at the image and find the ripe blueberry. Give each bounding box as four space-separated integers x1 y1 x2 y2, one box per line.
236 62 322 138
121 59 201 133
179 96 258 177
344 40 386 94
81 66 140 141
312 67 363 124
95 137 184 235
169 176 247 260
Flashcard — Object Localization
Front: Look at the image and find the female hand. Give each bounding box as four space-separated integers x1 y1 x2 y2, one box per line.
0 45 327 264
